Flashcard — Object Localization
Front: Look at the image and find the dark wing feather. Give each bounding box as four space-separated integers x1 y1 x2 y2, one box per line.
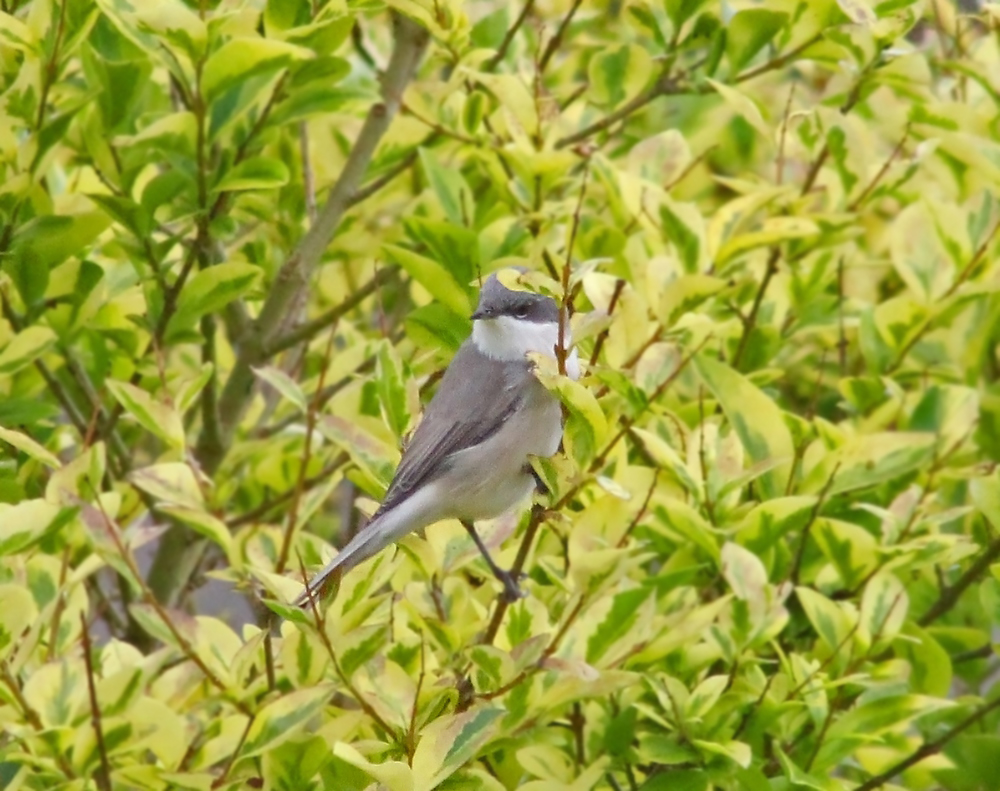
374 341 526 516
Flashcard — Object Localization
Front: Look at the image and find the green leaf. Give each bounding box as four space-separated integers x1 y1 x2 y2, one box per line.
106 380 185 448
898 622 952 696
242 685 333 757
586 587 650 664
0 426 61 469
213 157 290 193
0 500 71 556
588 44 653 107
202 37 312 102
859 571 907 648
10 212 111 273
166 263 261 341
375 340 412 438
727 9 787 72
252 366 308 413
419 148 473 227
129 463 204 508
411 706 503 791
796 587 854 651
0 584 37 659
0 10 38 52
663 0 710 29
0 327 57 375
382 244 471 316
801 432 936 496
694 355 794 500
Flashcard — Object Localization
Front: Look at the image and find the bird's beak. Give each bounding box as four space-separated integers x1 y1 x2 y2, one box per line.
470 308 490 321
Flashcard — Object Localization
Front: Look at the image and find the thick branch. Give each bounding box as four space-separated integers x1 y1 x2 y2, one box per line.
147 15 428 607
199 14 428 475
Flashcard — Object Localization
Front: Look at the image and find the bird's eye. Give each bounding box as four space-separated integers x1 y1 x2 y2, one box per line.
515 306 530 319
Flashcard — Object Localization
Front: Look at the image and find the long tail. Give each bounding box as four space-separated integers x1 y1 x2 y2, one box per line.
293 485 441 608
293 522 388 608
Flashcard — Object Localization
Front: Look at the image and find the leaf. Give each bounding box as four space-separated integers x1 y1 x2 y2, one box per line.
419 148 473 227
801 432 936 496
588 44 653 107
129 462 204 507
706 78 769 137
837 0 876 25
412 706 504 791
9 212 111 275
859 572 908 648
796 587 854 651
0 326 57 375
586 587 650 664
727 9 788 73
816 695 952 769
535 369 608 468
662 0 710 28
332 742 413 791
252 366 308 412
106 380 185 448
0 500 72 556
166 263 261 341
721 542 768 603
694 355 794 500
0 585 38 660
972 472 1000 528
0 11 38 52
202 37 312 101
240 684 333 757
0 426 61 468
659 199 705 273
658 275 726 326
382 244 471 316
213 157 290 192
375 340 413 438
716 217 819 264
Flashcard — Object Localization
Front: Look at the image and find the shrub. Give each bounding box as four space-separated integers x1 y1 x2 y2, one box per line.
0 0 998 788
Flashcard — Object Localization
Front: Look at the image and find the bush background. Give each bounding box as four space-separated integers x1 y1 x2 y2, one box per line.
1 0 999 788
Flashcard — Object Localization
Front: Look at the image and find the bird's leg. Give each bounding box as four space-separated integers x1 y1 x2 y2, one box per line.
460 520 525 603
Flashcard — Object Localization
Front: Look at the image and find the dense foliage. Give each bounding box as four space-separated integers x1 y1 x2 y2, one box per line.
1 0 999 788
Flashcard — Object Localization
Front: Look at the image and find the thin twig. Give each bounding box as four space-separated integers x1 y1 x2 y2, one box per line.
80 613 112 791
276 326 341 574
731 248 780 368
486 0 536 70
265 267 401 356
848 124 910 211
918 536 1000 626
539 0 583 72
789 465 840 585
588 278 626 366
853 691 1000 791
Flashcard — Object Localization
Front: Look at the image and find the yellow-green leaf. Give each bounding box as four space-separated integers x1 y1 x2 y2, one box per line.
694 355 794 500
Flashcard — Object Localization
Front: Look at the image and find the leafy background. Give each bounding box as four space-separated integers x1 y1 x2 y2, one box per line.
1 0 999 789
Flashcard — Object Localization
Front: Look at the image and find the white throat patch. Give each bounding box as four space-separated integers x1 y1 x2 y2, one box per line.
472 316 580 379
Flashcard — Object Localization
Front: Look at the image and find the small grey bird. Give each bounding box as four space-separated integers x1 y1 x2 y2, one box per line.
296 271 579 606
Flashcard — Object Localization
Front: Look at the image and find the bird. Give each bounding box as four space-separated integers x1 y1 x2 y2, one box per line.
295 270 579 608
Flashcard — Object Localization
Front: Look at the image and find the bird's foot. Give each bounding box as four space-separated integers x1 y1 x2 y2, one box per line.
494 567 528 603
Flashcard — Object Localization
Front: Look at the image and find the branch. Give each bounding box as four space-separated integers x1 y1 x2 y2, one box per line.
486 0 535 71
918 535 1000 626
203 14 429 475
554 70 684 150
264 266 401 356
539 0 583 72
853 690 1000 791
80 613 112 791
